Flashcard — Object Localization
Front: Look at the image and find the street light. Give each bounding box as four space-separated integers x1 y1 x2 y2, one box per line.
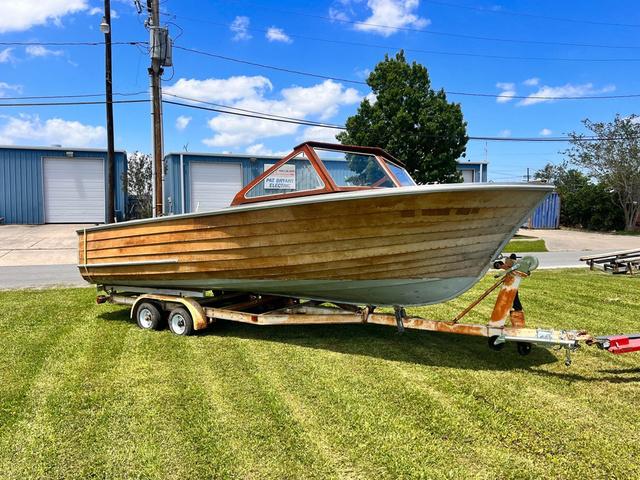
100 15 110 34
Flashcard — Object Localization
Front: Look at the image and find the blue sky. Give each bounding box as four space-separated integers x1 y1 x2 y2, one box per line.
0 0 638 181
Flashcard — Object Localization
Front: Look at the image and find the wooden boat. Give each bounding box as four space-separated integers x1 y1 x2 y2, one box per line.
78 142 553 306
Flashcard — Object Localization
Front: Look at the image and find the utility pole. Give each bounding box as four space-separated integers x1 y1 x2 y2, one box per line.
147 0 165 217
526 167 530 183
101 1 115 223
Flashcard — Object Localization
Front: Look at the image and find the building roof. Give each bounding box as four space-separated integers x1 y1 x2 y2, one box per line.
0 144 126 154
165 151 283 160
457 159 488 165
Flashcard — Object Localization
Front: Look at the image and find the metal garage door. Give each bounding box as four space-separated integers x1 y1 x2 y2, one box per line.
190 162 242 212
461 169 475 183
44 157 105 223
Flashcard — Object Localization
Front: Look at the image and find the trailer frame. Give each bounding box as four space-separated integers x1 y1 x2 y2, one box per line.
93 255 640 365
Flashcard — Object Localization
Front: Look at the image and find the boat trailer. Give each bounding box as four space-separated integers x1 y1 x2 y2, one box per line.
97 256 640 366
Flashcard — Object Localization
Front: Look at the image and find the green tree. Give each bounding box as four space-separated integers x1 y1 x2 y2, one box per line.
534 163 625 231
566 114 640 231
123 151 152 219
337 51 467 184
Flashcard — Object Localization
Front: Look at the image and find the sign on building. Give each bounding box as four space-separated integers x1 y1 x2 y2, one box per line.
264 163 296 189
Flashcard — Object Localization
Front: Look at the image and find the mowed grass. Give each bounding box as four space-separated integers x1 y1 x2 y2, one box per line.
0 270 639 479
504 239 548 252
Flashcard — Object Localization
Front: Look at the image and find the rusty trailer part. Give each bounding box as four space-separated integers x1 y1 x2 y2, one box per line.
99 255 639 364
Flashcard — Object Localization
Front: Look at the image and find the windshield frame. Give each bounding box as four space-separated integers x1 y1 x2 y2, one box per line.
231 142 416 206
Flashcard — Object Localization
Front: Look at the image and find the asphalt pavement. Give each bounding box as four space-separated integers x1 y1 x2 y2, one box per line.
0 264 88 290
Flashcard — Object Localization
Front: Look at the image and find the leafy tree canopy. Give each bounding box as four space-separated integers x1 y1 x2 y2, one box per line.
535 163 625 231
565 114 640 231
123 151 152 219
337 51 468 184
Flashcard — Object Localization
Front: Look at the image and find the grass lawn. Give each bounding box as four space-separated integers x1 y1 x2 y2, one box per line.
504 238 548 253
1 270 638 479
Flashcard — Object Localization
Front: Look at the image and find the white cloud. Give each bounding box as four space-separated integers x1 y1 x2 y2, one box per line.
175 115 191 131
245 143 290 156
353 0 430 37
0 0 88 33
523 77 539 86
355 67 371 79
281 80 361 120
200 78 361 148
164 76 273 103
496 82 516 103
539 128 552 136
25 45 64 57
0 82 23 96
519 82 616 106
0 48 14 63
0 114 105 146
498 129 511 138
298 125 343 144
365 91 377 104
88 7 119 18
329 7 350 22
230 16 251 41
266 26 292 43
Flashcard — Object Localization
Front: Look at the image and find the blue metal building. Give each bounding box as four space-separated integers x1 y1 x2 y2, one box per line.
527 191 560 229
0 145 127 224
457 160 488 183
163 151 490 215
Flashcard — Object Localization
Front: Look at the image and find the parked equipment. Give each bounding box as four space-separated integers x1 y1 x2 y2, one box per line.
580 248 640 275
96 255 640 366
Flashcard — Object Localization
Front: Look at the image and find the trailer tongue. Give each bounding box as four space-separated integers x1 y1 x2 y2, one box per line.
96 255 639 366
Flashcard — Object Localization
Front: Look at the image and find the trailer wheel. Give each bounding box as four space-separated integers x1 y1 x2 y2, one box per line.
488 335 505 351
168 307 194 336
135 302 162 330
517 342 532 356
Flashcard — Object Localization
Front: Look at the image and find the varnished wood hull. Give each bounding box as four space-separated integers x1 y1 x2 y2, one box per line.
78 184 553 305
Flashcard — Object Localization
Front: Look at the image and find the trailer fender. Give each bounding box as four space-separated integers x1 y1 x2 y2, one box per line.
130 294 208 331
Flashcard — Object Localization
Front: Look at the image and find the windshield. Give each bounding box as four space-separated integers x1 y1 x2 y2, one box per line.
245 152 325 199
314 148 395 188
385 161 416 186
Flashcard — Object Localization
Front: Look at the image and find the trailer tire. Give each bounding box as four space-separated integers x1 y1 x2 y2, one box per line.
168 307 194 336
135 302 162 330
517 342 532 356
488 335 505 351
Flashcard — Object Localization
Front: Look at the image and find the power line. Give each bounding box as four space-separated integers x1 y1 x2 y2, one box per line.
0 92 147 101
174 45 640 100
162 92 339 125
223 0 640 50
164 15 640 63
162 98 640 143
0 99 149 107
427 0 640 29
163 99 345 129
3 40 638 100
0 41 146 46
1 94 635 144
174 45 366 85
